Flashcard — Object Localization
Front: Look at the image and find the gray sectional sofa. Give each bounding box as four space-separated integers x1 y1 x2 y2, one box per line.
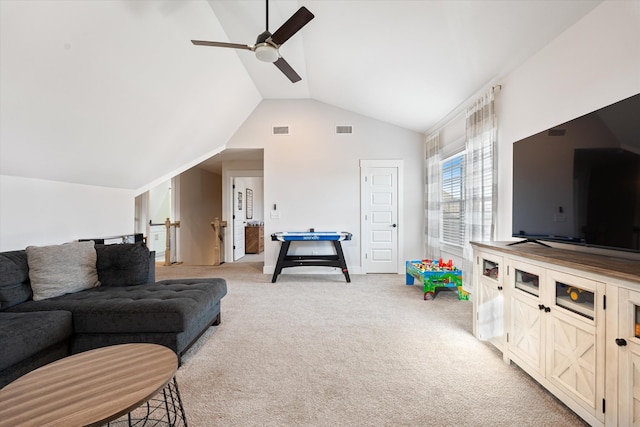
0 241 227 388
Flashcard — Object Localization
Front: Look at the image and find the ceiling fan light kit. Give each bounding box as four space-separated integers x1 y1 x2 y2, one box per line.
255 44 279 63
191 0 314 83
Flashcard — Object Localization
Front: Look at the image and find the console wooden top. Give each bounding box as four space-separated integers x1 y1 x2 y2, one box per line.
0 343 177 427
471 241 640 285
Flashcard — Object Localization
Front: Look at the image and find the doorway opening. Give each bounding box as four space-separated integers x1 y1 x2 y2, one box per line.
224 173 264 264
135 149 264 266
135 178 178 264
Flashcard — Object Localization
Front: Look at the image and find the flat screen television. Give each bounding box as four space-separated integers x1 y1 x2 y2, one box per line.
512 92 640 253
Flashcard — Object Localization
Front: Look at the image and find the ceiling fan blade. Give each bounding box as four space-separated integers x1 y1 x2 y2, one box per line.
274 57 301 83
191 40 253 51
270 7 314 46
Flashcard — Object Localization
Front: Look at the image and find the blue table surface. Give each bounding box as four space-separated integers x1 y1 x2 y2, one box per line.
272 231 352 241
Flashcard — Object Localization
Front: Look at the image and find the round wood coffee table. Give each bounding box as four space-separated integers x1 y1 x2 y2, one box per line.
0 343 186 426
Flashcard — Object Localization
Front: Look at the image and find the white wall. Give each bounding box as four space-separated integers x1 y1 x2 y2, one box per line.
5 1 634 263
226 99 424 274
1 1 260 253
0 175 134 251
495 0 640 259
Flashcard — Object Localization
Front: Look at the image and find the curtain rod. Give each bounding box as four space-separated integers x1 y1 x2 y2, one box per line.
425 83 504 135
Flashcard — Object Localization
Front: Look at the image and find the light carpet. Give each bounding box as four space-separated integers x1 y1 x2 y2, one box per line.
157 263 588 427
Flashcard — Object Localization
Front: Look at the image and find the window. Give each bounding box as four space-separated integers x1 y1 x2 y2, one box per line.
441 152 465 246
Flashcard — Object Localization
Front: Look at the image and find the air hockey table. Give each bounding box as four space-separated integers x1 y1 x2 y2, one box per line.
271 231 352 283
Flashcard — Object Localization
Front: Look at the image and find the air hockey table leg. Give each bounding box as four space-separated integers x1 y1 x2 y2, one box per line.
272 241 291 283
332 240 351 283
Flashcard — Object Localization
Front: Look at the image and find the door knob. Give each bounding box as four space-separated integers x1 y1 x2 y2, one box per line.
392 224 397 228
615 338 628 346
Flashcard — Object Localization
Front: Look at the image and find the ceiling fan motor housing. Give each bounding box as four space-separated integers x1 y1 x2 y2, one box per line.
256 30 272 44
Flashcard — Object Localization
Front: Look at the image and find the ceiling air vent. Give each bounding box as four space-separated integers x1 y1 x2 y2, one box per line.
548 128 566 137
336 125 353 134
272 126 290 135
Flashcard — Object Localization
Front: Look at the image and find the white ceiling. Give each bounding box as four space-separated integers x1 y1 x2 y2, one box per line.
0 0 603 191
204 0 603 132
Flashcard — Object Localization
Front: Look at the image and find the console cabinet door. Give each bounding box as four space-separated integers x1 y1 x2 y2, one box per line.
475 252 505 353
546 269 605 423
508 260 546 377
617 288 640 426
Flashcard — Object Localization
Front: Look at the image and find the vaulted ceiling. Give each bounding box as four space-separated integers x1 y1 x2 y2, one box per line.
206 0 602 131
0 0 602 192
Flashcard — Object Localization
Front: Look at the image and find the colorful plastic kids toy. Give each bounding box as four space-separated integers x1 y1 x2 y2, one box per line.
405 259 467 301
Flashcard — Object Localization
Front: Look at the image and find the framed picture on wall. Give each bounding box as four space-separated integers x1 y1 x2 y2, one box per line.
246 188 253 219
237 191 243 211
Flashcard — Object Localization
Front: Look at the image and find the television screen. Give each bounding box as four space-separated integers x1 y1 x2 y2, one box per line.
512 93 640 253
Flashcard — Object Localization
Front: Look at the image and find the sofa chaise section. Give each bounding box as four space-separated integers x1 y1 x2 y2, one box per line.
9 277 227 358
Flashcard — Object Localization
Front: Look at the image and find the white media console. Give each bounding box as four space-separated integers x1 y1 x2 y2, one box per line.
471 241 640 426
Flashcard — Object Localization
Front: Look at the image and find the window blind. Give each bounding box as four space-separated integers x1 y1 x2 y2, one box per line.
441 153 465 246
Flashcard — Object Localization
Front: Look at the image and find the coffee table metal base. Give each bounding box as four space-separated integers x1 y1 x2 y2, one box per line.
106 377 187 427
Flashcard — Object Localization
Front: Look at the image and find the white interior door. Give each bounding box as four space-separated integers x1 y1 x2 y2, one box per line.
362 164 399 273
233 179 246 261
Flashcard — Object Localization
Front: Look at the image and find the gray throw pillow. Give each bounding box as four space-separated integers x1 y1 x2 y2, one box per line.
26 241 100 301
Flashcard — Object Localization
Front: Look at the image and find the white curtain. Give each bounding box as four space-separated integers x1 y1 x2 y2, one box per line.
424 132 441 260
462 91 497 291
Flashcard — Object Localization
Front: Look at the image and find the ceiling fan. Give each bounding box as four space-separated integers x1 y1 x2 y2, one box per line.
191 0 314 83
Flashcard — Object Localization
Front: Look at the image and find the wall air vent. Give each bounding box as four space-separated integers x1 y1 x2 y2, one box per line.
548 128 566 137
272 126 290 135
336 125 353 134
